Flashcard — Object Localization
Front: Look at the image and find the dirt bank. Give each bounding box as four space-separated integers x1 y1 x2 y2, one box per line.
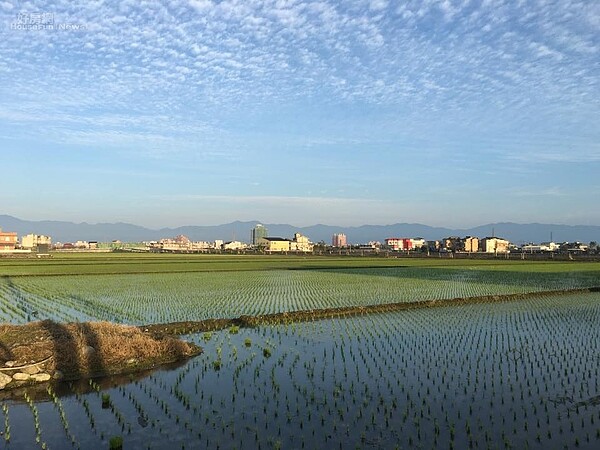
0 320 201 390
143 286 600 336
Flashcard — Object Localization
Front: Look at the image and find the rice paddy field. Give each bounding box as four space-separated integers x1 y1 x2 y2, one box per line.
1 254 599 325
1 254 600 448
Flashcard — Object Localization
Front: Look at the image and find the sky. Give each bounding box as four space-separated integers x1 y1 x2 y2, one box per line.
0 0 598 229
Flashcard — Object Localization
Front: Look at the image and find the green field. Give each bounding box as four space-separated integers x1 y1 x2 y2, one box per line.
1 254 599 325
3 252 600 276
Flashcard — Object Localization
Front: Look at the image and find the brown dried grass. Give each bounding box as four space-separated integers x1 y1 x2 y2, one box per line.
0 320 199 379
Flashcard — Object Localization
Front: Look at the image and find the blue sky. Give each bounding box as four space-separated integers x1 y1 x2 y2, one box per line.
0 0 598 228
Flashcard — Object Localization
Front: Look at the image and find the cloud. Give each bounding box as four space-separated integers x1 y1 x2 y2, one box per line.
507 187 568 198
189 0 214 12
0 0 597 228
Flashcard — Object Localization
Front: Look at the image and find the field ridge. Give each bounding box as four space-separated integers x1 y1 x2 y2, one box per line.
143 285 600 336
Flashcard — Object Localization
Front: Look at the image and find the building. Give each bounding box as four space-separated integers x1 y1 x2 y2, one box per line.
442 236 462 252
522 242 559 253
223 241 248 251
0 228 18 252
264 237 291 252
480 237 510 254
263 233 313 253
251 224 268 246
290 233 313 252
410 238 426 249
464 236 479 253
385 238 413 251
332 233 347 247
21 234 52 252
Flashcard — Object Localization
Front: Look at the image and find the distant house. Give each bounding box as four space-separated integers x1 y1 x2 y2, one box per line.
264 237 291 252
464 236 479 253
290 233 313 252
522 242 559 253
442 236 462 252
0 228 18 252
21 234 52 252
263 233 313 253
385 237 426 251
480 237 510 254
385 238 412 251
410 238 426 249
223 241 247 251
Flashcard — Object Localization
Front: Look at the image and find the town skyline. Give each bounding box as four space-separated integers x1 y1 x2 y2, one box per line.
0 1 598 228
1 213 598 246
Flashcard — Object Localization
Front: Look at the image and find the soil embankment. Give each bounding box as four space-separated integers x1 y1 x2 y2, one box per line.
0 320 201 391
143 286 600 336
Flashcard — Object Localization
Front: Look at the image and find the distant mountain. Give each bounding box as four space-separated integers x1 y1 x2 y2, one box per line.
0 215 598 244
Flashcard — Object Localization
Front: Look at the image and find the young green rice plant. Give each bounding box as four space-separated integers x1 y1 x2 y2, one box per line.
102 393 111 409
1 402 10 443
109 435 123 450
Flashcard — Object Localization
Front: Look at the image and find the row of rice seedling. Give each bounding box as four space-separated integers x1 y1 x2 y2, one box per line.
2 265 598 325
2 291 599 448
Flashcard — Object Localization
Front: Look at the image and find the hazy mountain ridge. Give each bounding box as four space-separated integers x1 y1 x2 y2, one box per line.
1 215 598 244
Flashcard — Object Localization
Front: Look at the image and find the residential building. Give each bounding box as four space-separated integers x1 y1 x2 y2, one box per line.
332 233 347 247
522 242 559 253
290 233 313 252
410 238 426 249
385 238 412 251
464 236 479 253
21 234 52 252
264 237 291 252
442 236 462 252
561 241 588 253
251 224 268 246
480 237 510 253
263 233 313 252
223 241 247 251
0 228 18 251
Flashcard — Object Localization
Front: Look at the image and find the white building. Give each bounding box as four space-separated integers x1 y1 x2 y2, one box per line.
21 234 52 249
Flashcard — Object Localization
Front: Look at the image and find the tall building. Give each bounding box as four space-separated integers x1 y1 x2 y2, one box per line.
332 233 347 247
251 224 268 246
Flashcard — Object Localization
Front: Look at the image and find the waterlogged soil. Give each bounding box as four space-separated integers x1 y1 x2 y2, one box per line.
1 291 600 449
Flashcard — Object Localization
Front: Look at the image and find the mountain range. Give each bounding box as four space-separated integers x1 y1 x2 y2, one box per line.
0 215 598 245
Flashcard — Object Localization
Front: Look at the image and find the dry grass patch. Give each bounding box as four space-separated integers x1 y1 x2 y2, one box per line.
0 320 201 381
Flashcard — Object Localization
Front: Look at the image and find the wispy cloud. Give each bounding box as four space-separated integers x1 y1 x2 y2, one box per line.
0 0 597 226
507 187 568 198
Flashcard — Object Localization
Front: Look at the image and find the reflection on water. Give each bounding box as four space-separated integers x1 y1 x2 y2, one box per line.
1 292 600 449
